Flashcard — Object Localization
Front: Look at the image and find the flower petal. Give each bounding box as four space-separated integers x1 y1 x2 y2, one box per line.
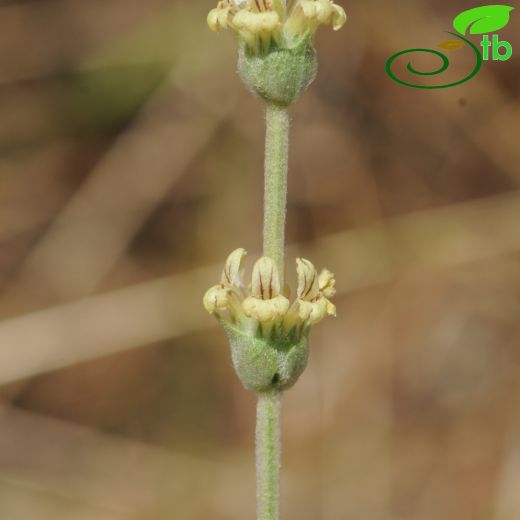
325 298 336 317
233 10 280 33
296 258 320 301
207 4 234 31
251 256 282 300
331 3 347 30
221 248 247 287
307 297 329 325
318 268 336 298
203 285 229 314
242 295 290 321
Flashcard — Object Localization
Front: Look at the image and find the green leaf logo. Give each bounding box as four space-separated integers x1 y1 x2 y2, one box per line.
453 5 514 35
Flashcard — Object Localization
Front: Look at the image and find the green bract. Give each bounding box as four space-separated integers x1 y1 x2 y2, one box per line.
238 39 317 106
225 325 309 392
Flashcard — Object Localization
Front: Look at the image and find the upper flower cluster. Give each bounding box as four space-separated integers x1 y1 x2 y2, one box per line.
203 248 336 341
208 0 347 53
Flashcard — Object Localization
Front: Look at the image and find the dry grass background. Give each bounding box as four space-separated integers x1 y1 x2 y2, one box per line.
0 0 519 518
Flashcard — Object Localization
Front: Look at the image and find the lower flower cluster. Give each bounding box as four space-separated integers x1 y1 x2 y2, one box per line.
203 248 336 342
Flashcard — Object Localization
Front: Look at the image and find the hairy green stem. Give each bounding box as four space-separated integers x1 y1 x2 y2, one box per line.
263 104 289 284
256 103 289 520
256 391 281 520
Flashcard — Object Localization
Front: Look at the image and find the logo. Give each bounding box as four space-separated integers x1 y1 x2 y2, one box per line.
386 5 514 89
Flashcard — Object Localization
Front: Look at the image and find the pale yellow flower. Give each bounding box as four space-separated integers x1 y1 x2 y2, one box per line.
242 257 290 335
285 258 336 329
207 0 346 53
204 249 336 339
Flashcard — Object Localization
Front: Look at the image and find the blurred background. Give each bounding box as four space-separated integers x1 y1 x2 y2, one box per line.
0 0 519 518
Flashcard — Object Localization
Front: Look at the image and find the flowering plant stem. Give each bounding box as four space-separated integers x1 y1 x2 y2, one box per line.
256 103 289 520
256 390 282 520
204 2 346 518
263 104 289 285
